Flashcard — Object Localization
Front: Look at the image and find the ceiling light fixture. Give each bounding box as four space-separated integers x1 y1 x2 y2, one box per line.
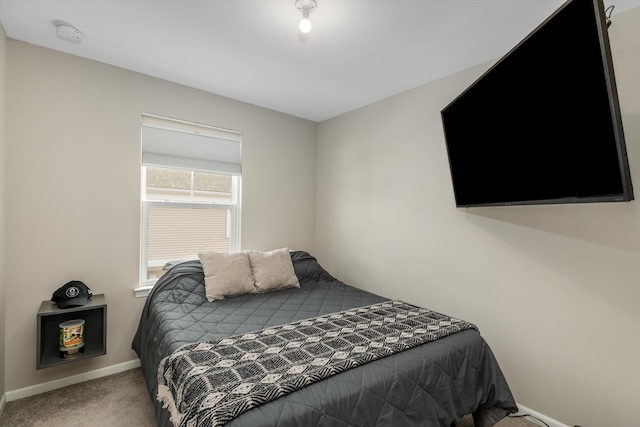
55 22 83 44
295 0 317 34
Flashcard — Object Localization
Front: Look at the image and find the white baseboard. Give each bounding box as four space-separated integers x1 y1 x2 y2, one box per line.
5 359 141 402
0 392 6 415
515 403 571 427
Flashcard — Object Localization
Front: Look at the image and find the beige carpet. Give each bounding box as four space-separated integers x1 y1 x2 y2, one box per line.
0 368 537 427
0 368 155 427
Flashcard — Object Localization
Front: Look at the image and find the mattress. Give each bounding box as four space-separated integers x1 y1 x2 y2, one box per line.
132 250 517 427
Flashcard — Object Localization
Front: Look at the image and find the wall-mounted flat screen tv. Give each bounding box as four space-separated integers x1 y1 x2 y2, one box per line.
441 0 634 207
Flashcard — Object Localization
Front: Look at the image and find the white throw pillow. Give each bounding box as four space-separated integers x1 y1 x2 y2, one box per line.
248 248 300 293
198 251 256 301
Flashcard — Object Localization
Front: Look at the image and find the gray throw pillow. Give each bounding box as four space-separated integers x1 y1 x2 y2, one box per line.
248 248 300 293
198 251 256 301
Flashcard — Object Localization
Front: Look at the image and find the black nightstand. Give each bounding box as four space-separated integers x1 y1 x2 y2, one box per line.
36 294 107 369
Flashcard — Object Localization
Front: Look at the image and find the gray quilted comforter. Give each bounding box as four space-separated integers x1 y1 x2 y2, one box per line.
132 251 517 427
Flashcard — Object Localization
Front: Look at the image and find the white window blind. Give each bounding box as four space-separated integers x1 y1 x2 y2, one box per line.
146 204 230 261
141 113 242 175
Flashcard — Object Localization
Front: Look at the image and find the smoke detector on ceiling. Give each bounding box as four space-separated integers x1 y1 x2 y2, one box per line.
55 22 83 44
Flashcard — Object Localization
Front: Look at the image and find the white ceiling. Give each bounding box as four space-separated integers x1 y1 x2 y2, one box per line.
1 0 639 122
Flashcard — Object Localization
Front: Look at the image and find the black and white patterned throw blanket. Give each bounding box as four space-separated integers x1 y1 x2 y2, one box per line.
157 300 479 427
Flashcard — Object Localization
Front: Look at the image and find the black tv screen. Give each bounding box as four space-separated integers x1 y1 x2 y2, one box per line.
441 0 634 207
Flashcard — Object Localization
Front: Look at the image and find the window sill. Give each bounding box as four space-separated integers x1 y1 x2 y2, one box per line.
134 285 153 298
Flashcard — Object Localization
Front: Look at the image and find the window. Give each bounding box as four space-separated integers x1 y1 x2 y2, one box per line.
138 114 242 293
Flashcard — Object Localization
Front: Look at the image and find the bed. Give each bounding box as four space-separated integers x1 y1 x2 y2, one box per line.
132 250 517 427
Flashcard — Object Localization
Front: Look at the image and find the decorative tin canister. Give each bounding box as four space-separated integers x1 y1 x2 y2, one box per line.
59 319 85 359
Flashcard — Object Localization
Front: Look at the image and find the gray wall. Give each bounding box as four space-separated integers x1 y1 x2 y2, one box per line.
315 7 640 427
4 41 317 392
0 19 7 410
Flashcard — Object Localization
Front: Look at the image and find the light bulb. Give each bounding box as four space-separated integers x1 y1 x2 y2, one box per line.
299 16 312 33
